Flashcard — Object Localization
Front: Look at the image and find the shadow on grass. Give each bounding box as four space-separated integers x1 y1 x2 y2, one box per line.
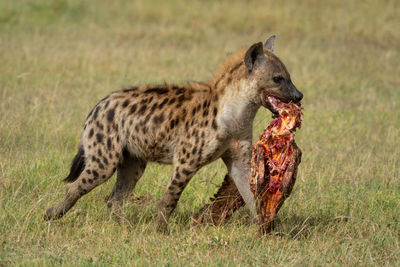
270 212 350 240
110 194 348 240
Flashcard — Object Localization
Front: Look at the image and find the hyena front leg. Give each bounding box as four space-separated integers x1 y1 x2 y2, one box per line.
44 149 119 220
222 139 258 221
156 164 198 233
105 153 147 219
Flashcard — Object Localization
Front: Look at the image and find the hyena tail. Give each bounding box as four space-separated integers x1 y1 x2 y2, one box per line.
63 145 85 183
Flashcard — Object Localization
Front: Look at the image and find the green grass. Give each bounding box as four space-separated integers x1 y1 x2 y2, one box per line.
1 0 400 265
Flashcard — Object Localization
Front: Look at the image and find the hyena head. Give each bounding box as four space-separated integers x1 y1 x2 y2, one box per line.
244 35 303 114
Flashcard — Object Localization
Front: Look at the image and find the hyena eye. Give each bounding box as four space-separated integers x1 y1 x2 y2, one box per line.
273 76 284 84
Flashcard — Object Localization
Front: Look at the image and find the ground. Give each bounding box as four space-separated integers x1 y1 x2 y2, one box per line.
1 0 399 265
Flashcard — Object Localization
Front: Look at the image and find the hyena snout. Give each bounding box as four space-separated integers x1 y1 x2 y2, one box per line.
289 81 303 103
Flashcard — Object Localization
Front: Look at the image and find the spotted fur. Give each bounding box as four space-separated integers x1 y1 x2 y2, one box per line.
44 36 303 233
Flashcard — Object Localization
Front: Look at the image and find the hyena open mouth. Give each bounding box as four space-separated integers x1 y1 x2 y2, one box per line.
265 96 280 115
194 99 303 233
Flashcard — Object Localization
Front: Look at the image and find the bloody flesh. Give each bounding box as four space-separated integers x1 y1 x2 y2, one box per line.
193 98 302 232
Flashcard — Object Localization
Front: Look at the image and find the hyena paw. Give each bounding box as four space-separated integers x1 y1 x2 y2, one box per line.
156 218 169 234
104 191 116 205
44 206 59 221
108 201 126 222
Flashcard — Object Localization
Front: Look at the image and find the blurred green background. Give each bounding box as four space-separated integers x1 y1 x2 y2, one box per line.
0 0 399 265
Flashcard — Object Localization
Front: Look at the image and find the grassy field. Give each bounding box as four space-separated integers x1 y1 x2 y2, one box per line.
1 0 399 265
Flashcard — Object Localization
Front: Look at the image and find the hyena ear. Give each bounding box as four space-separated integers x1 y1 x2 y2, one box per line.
264 35 276 52
244 42 265 71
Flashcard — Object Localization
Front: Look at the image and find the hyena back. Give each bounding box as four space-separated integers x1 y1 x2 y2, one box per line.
44 36 303 233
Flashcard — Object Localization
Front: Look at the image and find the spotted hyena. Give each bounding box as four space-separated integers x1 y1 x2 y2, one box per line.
44 35 303 232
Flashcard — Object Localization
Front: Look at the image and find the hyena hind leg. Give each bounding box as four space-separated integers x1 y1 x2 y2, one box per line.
157 164 199 233
44 160 118 221
105 152 147 219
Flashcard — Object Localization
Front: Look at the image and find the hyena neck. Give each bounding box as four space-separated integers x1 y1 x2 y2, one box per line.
208 50 261 139
213 77 260 139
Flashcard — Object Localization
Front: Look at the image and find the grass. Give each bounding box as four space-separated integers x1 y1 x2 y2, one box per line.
1 0 399 265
